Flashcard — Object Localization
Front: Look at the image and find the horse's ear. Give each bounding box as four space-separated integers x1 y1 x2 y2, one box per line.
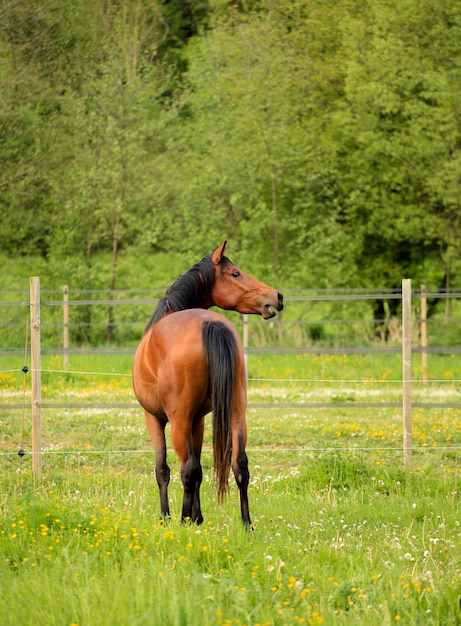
211 241 227 265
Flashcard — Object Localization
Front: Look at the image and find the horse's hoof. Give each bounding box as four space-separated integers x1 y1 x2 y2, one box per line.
181 515 204 526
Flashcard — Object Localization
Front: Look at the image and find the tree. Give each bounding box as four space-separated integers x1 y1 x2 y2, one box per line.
338 0 461 293
0 0 65 257
47 0 175 341
0 0 179 341
163 0 352 287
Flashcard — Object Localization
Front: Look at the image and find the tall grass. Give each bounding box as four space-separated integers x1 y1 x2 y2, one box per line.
1 354 460 625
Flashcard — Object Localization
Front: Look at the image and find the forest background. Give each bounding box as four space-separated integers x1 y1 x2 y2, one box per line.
2 0 461 343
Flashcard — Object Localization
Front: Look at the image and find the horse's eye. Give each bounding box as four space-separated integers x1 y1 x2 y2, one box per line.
232 270 240 278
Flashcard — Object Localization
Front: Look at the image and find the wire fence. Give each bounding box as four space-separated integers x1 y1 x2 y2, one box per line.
2 285 461 354
1 285 461 469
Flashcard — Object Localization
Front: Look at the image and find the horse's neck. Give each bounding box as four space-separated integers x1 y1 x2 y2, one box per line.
166 281 212 312
144 291 212 335
145 262 215 334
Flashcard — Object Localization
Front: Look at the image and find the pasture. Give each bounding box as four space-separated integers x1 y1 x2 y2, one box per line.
1 353 460 625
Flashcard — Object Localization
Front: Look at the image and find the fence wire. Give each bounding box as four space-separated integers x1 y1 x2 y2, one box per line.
2 286 461 463
1 367 461 461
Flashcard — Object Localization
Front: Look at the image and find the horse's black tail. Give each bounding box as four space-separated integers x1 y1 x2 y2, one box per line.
202 320 237 503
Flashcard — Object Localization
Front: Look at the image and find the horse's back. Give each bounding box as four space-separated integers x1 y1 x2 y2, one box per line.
132 309 243 420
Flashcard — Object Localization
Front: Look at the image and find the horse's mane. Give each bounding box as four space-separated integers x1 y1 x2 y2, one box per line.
144 253 218 334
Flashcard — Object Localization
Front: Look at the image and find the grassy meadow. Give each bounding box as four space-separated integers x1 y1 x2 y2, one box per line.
0 352 460 625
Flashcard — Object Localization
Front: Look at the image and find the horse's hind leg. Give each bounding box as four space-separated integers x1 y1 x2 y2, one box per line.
180 453 203 525
145 412 170 520
190 416 205 523
232 429 252 527
171 417 205 525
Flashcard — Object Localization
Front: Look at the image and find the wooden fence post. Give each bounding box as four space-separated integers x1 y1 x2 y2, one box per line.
242 314 249 377
420 284 427 384
30 277 42 476
402 279 412 469
63 285 69 371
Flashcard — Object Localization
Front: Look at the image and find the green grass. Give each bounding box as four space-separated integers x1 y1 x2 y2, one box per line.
1 354 460 625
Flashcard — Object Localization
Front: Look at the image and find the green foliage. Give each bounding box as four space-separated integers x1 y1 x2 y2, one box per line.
337 0 461 289
2 0 461 310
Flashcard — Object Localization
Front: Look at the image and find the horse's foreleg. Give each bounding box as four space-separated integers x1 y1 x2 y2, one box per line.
232 429 252 527
145 412 170 520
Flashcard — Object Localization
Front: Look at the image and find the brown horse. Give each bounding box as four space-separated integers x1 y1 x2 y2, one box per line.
132 241 283 526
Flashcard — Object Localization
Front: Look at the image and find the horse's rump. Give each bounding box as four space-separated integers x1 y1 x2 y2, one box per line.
134 310 232 418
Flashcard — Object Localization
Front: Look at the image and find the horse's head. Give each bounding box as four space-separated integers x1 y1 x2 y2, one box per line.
208 241 284 319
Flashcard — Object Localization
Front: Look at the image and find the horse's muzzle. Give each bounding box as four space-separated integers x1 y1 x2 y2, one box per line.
263 292 284 319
